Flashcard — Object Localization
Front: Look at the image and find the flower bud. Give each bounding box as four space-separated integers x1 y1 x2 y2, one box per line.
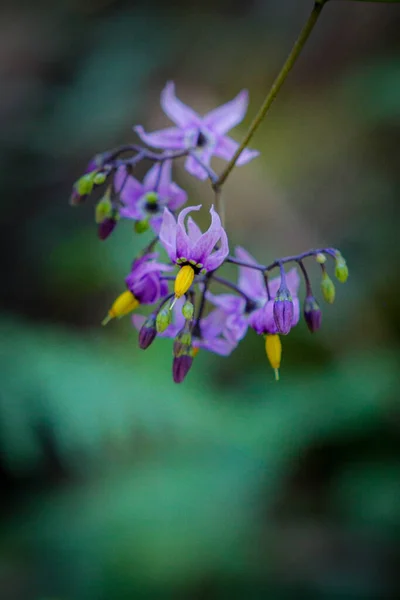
134 219 150 234
156 307 172 333
265 334 282 381
173 330 192 358
98 218 117 240
316 253 326 264
303 295 322 333
321 272 335 304
334 253 349 283
172 354 193 384
174 265 195 299
93 171 108 185
182 300 194 320
138 314 157 349
273 287 294 335
95 193 112 224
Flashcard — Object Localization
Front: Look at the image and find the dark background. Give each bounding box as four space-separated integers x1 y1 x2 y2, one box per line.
1 0 400 598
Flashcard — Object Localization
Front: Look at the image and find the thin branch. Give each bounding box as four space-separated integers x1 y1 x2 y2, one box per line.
213 0 328 191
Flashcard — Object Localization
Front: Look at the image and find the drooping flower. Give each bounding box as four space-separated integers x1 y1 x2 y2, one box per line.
102 253 171 325
233 247 300 336
159 205 229 299
114 160 186 233
134 82 259 180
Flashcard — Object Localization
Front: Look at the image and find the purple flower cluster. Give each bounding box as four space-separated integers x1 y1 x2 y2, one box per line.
70 82 348 383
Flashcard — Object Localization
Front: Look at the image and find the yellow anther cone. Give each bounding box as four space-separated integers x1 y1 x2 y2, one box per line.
265 334 282 381
102 290 139 325
174 265 195 300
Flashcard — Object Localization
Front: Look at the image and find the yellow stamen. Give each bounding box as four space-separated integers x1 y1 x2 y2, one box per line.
174 265 195 299
102 290 139 325
192 347 199 357
265 334 282 381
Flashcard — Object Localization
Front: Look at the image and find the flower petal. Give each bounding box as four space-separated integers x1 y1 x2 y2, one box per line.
166 182 187 211
207 292 246 315
203 226 229 272
159 208 177 262
134 125 185 150
184 151 213 181
142 162 163 190
235 246 265 301
203 89 249 135
248 301 277 335
187 216 202 244
149 215 163 234
161 81 200 127
197 337 237 356
176 205 201 260
192 205 223 266
214 135 259 165
132 314 146 331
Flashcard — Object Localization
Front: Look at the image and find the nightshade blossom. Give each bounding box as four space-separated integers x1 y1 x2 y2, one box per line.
160 205 229 273
125 253 172 305
159 204 229 299
234 247 300 335
135 82 259 180
103 253 172 325
114 160 186 233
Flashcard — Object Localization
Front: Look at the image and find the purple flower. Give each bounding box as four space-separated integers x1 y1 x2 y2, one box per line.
125 253 172 305
206 292 249 346
235 247 300 335
159 205 229 274
114 160 187 233
134 82 259 180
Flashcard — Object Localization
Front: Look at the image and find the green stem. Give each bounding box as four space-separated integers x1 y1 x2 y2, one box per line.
213 0 328 192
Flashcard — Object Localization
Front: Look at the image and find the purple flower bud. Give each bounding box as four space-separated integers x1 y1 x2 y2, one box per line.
98 218 117 240
173 329 192 358
172 354 193 383
139 314 157 349
273 287 294 335
303 295 322 333
69 188 84 206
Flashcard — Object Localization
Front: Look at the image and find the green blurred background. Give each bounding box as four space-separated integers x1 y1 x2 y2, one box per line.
1 0 400 598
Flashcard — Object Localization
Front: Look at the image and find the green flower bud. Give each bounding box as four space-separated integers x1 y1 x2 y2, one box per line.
321 272 335 304
334 253 349 283
182 300 194 320
315 253 327 264
134 219 150 234
93 171 107 185
156 307 172 333
76 172 96 197
95 193 112 224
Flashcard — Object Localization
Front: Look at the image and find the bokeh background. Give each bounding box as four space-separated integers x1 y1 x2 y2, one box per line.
1 0 400 598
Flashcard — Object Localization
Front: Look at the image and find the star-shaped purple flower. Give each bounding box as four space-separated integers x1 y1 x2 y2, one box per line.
114 160 186 233
134 82 259 180
159 205 229 274
125 252 172 305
